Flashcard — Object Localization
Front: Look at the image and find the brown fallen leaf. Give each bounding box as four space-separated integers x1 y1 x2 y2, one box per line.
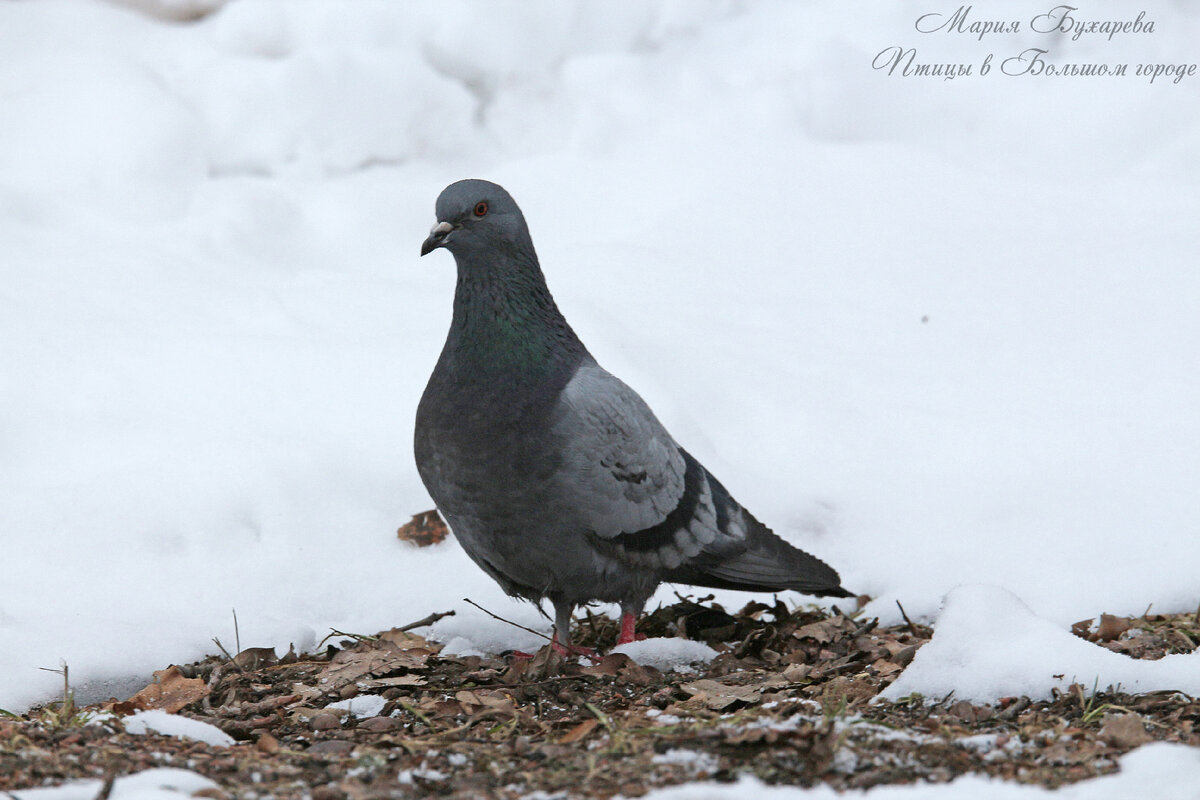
1096 614 1134 642
580 653 635 678
558 718 600 744
397 509 449 547
124 665 209 713
871 659 903 677
680 679 763 711
234 647 278 671
318 642 431 691
793 617 847 644
377 629 434 650
358 675 426 690
1071 618 1095 640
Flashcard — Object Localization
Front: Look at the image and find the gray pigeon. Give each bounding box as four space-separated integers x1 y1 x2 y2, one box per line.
415 179 851 650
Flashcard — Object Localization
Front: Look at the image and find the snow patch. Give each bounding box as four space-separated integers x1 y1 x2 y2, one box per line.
613 638 719 672
122 709 235 747
9 768 219 800
880 586 1200 704
325 693 388 718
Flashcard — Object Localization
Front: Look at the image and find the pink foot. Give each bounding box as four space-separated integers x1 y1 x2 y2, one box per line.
616 612 639 646
550 632 602 663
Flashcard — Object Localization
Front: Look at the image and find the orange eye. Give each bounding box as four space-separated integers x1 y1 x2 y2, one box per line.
473 201 488 217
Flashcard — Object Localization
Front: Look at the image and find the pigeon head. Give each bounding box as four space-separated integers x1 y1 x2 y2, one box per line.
420 179 532 259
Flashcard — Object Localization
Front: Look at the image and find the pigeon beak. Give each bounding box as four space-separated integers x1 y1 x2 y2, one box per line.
421 221 454 256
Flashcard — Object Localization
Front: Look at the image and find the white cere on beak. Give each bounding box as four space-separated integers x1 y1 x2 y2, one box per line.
430 221 453 236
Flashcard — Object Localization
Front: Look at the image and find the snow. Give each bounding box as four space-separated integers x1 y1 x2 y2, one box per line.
1 1 1199 793
10 768 219 800
880 585 1200 704
634 744 1200 799
123 708 236 746
612 638 719 671
325 693 388 718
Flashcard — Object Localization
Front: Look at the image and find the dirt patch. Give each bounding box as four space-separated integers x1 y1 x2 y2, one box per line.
2 599 1198 798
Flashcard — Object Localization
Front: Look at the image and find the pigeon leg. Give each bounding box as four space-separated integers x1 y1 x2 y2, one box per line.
616 612 638 645
548 598 602 661
552 598 575 649
616 601 646 646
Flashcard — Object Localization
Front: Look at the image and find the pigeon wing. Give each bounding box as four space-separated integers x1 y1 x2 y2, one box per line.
550 363 716 570
552 363 847 593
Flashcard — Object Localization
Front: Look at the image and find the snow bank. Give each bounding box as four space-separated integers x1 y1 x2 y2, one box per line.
1 0 1198 720
881 586 1200 704
634 744 1200 798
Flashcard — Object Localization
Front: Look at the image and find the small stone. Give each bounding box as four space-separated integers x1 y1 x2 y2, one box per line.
307 740 355 757
782 663 810 682
948 700 980 724
311 712 341 731
255 733 280 754
1099 713 1152 749
192 789 229 800
893 645 919 667
357 716 399 733
311 784 344 800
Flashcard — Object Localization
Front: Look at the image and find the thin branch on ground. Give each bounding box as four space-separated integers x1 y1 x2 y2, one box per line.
462 598 553 643
896 600 920 635
398 610 456 632
211 638 243 672
93 772 117 800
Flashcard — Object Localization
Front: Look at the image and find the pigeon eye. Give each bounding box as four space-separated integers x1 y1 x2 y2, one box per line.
473 201 489 217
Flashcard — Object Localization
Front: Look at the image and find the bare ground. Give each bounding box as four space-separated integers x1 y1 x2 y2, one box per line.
2 597 1198 799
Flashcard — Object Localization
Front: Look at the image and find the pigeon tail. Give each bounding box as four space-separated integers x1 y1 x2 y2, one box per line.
664 470 852 598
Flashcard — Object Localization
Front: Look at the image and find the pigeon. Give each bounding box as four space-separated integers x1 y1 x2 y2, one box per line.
415 179 851 650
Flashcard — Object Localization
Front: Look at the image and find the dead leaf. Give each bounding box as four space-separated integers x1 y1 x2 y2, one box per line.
814 676 877 706
397 509 449 547
1096 614 1134 642
557 718 600 744
124 665 209 713
871 659 903 678
476 690 517 711
358 675 426 690
234 647 278 671
318 641 430 691
580 653 635 678
377 629 432 650
618 662 662 687
793 618 844 644
680 679 763 711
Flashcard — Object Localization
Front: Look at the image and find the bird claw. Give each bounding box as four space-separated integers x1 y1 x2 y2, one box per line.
548 633 603 663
